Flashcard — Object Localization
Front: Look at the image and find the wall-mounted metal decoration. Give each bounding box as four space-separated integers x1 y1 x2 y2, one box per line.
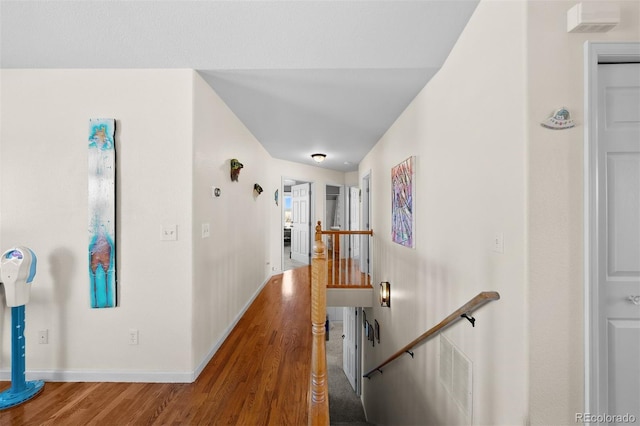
88 118 117 308
230 159 243 182
214 187 221 197
254 183 263 195
541 107 575 130
274 189 279 206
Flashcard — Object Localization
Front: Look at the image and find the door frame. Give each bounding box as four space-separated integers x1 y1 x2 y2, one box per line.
355 307 363 396
341 306 363 396
583 41 640 414
281 176 315 271
325 182 346 230
361 172 372 279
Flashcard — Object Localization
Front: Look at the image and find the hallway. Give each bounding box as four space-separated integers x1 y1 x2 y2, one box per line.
0 269 313 425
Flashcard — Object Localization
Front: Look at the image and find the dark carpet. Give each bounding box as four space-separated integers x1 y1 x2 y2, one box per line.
327 322 370 425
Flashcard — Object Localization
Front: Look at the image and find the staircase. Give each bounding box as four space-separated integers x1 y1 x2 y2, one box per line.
309 221 374 426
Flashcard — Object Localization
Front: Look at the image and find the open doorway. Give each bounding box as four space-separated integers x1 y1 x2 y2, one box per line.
282 177 314 271
325 183 361 261
326 306 366 422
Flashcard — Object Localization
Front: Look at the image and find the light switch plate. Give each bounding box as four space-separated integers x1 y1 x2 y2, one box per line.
202 223 210 238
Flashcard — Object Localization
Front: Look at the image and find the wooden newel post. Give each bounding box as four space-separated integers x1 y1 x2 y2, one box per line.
309 221 329 425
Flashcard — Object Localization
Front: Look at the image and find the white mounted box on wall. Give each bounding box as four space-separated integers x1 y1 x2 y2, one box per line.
567 2 620 33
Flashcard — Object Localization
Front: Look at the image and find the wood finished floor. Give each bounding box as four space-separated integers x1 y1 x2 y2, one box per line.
0 267 312 425
327 256 371 288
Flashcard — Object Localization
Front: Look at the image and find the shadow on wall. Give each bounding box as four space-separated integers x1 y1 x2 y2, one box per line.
49 247 76 370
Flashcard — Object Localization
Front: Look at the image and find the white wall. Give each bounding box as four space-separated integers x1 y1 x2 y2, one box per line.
359 1 640 424
359 1 529 424
0 67 348 382
527 1 640 424
0 69 194 379
191 71 273 373
0 68 352 382
344 171 359 187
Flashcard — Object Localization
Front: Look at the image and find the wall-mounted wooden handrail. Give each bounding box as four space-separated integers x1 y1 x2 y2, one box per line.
362 291 500 379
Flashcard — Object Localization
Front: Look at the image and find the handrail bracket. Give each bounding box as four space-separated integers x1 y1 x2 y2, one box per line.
461 313 475 327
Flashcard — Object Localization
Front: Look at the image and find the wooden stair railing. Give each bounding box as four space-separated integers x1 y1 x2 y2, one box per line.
308 221 374 425
315 221 373 287
309 225 329 425
362 291 500 379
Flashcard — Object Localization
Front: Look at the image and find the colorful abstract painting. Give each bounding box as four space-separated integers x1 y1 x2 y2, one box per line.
391 156 414 248
88 119 116 308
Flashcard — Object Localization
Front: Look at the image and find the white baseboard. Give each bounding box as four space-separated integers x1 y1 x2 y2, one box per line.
0 369 193 383
0 273 275 384
191 273 274 381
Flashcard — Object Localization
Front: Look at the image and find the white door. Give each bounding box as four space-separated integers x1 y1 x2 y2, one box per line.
349 187 360 260
343 307 357 391
291 183 310 264
595 62 640 421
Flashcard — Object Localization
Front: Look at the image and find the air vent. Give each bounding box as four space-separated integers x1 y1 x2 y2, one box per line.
440 335 473 419
567 3 620 33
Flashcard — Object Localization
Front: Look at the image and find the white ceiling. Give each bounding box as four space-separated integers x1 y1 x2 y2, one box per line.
0 0 479 172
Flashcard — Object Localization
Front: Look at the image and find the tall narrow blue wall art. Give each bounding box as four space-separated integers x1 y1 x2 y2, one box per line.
88 119 116 308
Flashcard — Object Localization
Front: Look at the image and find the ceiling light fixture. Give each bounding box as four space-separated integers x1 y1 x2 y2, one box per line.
311 153 327 163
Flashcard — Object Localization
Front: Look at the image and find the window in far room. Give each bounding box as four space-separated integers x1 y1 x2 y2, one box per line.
284 194 292 227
